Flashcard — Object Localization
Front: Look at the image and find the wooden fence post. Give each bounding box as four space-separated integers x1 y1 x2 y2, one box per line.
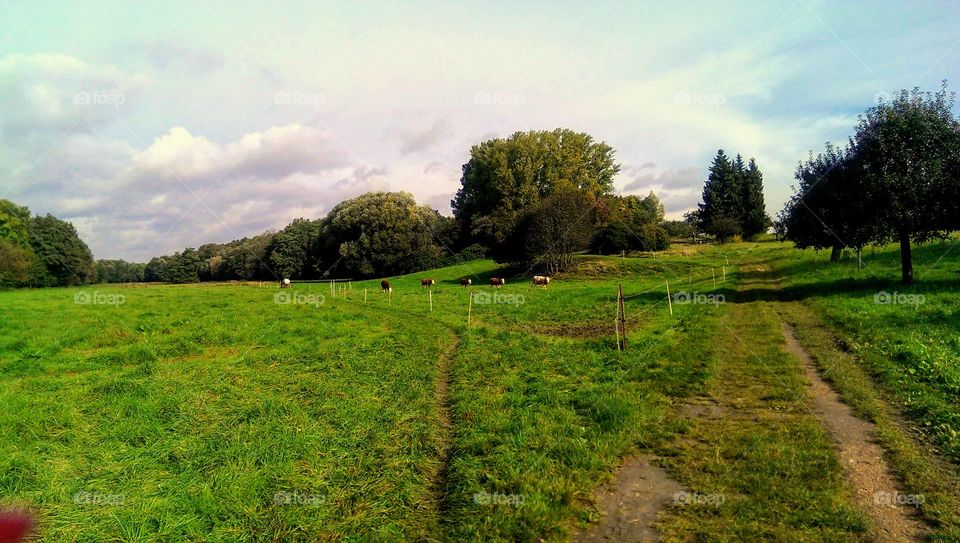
467 292 473 325
429 289 433 312
617 284 626 350
666 280 673 316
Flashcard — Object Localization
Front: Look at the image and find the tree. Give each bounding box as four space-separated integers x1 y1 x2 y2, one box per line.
740 158 771 239
28 214 93 286
164 249 201 283
269 218 321 279
321 192 444 277
452 129 620 260
782 144 881 266
662 220 693 239
524 187 597 273
853 84 960 284
0 239 32 285
696 150 741 240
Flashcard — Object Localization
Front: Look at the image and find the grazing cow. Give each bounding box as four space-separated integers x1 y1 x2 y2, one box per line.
460 278 472 287
532 275 550 288
420 278 435 288
489 277 505 288
381 280 392 293
280 278 291 288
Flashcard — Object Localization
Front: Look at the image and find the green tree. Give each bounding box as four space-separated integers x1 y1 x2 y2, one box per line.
740 158 771 239
322 192 443 277
269 218 321 279
28 214 93 286
853 84 960 284
697 150 742 240
524 187 597 273
452 128 620 259
0 238 32 285
164 249 201 283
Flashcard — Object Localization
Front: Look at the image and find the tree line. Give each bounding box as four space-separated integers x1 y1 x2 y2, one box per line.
3 126 772 287
779 83 960 284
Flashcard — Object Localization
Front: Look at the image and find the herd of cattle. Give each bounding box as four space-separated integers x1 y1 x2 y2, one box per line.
374 275 551 292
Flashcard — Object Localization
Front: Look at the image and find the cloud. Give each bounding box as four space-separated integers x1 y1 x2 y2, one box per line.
623 166 702 193
138 40 225 73
0 53 148 141
397 117 455 155
128 124 351 185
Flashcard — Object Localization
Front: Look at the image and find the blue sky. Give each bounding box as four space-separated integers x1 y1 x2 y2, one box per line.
1 0 957 260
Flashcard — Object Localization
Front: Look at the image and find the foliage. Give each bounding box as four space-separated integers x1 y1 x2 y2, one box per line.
94 260 146 283
452 129 619 258
696 150 770 241
662 220 694 239
523 187 598 273
322 192 444 277
27 214 93 287
268 218 322 279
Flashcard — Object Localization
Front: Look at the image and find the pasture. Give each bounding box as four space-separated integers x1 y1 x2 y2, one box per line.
2 240 960 541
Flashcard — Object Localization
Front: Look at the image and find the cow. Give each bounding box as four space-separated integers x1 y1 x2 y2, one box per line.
460 278 472 287
280 278 291 288
381 280 392 293
489 277 505 288
532 275 550 288
420 278 435 288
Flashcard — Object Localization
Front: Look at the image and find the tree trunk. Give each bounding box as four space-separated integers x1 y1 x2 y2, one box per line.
856 247 862 271
899 231 913 285
830 245 842 262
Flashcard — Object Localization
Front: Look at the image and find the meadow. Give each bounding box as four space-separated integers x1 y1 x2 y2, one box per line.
2 240 960 541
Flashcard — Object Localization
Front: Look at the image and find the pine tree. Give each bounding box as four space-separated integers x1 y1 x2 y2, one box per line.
739 158 771 239
697 149 741 240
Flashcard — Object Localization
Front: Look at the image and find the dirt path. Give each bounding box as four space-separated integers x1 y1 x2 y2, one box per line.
782 322 926 542
573 456 684 543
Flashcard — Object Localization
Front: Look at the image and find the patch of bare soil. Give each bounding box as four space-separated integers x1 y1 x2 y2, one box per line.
782 323 927 542
574 456 683 543
524 322 612 338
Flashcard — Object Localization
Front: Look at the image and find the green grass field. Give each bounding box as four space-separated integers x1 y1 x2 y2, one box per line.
2 240 959 541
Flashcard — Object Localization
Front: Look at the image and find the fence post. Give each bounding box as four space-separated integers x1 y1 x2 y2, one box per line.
429 289 433 312
617 284 626 350
666 280 673 316
364 288 367 303
722 266 726 282
467 292 473 325
712 268 716 288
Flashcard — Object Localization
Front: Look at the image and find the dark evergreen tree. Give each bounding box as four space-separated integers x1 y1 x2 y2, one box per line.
697 150 741 240
740 158 771 239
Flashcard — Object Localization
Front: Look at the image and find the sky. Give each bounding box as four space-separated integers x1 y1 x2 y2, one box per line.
1 1 958 261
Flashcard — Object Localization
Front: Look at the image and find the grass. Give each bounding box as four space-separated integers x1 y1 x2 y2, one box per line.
2 240 960 541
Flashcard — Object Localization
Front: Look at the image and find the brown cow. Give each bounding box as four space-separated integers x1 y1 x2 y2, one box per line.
489 277 505 288
380 280 392 293
420 278 435 288
532 275 550 287
460 278 472 287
